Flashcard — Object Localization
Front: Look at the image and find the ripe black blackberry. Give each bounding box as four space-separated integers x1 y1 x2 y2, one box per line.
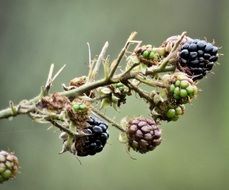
126 118 162 153
74 117 109 157
178 39 219 81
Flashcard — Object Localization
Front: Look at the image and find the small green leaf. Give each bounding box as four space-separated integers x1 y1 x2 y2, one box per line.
129 55 140 64
100 98 111 109
140 63 148 74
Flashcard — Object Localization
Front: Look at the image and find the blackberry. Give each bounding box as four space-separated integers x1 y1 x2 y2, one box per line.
178 39 219 81
126 118 162 153
169 78 198 103
74 117 109 157
0 151 19 184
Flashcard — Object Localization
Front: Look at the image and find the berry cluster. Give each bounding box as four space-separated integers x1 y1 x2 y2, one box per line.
166 105 185 121
169 78 197 103
74 117 109 157
0 32 222 184
0 151 19 184
178 39 218 81
126 118 161 153
135 45 160 66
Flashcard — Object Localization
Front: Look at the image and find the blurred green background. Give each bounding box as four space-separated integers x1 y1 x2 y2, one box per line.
0 0 228 189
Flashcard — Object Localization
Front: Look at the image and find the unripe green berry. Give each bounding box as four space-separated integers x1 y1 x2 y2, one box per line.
180 80 189 89
193 86 198 95
0 155 4 162
2 169 12 179
166 109 176 119
174 87 180 96
0 163 6 173
172 115 179 121
175 80 181 87
116 83 124 88
175 107 183 115
79 104 86 110
173 93 180 99
72 103 80 111
186 85 194 95
149 51 156 59
170 84 175 93
5 161 13 169
0 176 4 183
180 89 188 97
142 50 150 58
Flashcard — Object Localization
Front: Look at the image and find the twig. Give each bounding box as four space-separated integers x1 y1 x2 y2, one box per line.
126 81 152 102
92 107 126 132
45 64 55 89
52 65 66 82
108 32 138 79
90 42 109 79
135 75 168 88
47 119 86 137
0 32 184 120
44 64 66 95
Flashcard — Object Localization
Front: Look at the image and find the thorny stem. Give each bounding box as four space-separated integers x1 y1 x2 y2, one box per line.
0 31 186 135
135 75 168 88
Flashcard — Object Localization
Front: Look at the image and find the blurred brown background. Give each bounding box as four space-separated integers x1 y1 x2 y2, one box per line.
0 0 228 190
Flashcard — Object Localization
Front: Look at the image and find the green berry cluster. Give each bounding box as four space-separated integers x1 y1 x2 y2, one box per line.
169 79 197 102
142 49 160 60
0 151 19 184
166 105 185 121
72 102 88 112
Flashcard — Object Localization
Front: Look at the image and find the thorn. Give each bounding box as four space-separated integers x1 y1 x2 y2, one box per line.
52 64 66 82
45 63 55 88
126 148 137 160
75 156 82 165
87 42 92 69
47 125 53 130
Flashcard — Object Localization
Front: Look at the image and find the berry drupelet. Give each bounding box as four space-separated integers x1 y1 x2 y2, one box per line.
178 39 219 81
126 118 162 153
74 117 109 157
